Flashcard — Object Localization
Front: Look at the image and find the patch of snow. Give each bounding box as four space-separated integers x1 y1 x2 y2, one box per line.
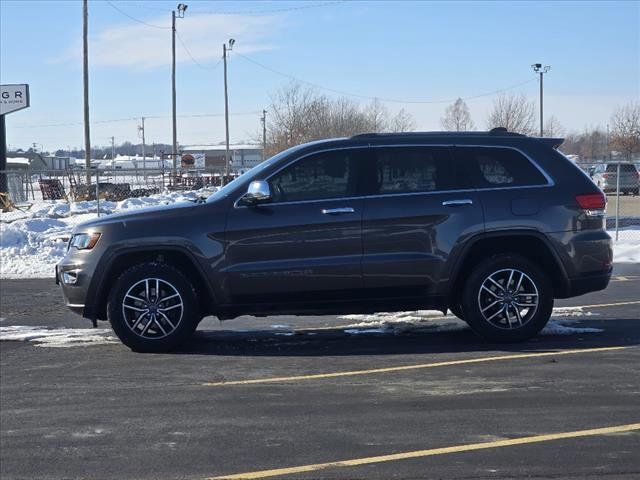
339 306 602 336
540 320 603 335
0 325 117 347
609 227 640 263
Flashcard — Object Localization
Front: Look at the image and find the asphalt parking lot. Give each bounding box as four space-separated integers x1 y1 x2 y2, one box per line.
1 266 639 479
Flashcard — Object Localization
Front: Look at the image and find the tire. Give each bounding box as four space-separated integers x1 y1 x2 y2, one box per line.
461 254 553 343
107 262 199 352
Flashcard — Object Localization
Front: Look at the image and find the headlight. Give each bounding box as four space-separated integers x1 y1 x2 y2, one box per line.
69 233 101 250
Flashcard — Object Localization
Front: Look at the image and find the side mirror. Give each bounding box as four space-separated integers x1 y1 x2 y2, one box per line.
242 180 271 205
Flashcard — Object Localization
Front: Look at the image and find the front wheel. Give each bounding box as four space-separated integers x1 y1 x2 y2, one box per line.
107 262 199 352
461 254 553 342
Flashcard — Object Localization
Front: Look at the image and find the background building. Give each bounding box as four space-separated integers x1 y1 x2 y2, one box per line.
181 144 264 173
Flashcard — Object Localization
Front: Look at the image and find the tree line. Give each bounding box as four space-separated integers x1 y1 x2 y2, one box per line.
263 84 639 162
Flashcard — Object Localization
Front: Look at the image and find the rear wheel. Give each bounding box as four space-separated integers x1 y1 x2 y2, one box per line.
107 262 199 352
461 254 553 342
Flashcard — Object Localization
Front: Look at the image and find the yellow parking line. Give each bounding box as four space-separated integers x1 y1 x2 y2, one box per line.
612 275 640 282
575 300 640 309
202 346 627 386
208 422 640 479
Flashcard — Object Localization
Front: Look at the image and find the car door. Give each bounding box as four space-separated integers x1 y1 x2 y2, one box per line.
223 148 367 303
361 145 484 296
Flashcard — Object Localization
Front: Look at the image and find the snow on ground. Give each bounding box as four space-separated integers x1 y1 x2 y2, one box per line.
0 189 214 278
340 306 603 336
609 227 640 263
0 325 117 347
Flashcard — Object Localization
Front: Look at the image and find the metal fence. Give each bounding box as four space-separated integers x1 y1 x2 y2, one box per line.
0 167 237 221
1 164 638 242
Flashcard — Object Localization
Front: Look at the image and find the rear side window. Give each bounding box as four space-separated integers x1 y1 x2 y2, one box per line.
454 147 548 188
370 147 455 194
269 149 363 202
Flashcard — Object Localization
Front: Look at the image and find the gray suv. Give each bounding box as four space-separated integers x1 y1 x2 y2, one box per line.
57 129 612 352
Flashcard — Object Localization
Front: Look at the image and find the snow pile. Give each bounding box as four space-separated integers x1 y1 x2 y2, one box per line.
0 325 117 348
0 189 215 278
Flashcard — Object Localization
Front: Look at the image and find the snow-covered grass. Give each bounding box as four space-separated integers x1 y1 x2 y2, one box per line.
0 189 214 278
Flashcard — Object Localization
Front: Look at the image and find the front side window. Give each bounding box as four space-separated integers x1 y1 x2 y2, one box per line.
455 147 548 188
269 149 363 203
370 147 455 194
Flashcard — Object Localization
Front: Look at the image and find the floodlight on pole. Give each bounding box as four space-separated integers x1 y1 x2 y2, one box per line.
531 63 551 137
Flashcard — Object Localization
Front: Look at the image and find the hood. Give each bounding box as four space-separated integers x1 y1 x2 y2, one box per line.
75 201 198 231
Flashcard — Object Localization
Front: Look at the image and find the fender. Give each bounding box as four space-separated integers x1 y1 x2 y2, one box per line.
444 229 571 301
84 243 218 319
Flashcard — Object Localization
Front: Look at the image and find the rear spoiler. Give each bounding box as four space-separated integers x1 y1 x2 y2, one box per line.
537 137 564 149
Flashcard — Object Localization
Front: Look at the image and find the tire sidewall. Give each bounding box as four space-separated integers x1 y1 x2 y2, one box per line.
107 263 199 352
462 254 553 342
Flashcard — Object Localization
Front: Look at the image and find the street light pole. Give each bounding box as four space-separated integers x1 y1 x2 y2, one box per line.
223 38 235 181
531 63 550 137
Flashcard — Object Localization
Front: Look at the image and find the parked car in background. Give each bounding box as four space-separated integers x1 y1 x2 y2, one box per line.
592 162 640 195
57 129 613 352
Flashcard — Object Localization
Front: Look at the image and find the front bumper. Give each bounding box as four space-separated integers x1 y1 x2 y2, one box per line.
56 259 94 318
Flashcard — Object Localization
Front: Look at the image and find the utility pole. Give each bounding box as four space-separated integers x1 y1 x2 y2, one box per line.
223 38 235 180
83 0 91 184
171 9 177 173
261 109 267 160
171 4 188 175
531 63 550 137
138 116 146 173
111 136 115 162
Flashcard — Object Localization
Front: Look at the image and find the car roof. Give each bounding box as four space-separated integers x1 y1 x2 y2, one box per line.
296 129 564 150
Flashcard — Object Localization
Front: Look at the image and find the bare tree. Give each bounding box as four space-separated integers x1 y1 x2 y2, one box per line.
610 102 640 160
441 98 475 131
543 115 564 137
561 127 608 162
388 108 415 133
264 83 416 156
486 93 536 135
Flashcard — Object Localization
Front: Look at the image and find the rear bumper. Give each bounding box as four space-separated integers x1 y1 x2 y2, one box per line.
565 270 612 297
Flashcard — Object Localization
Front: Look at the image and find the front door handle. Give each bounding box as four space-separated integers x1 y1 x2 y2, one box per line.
322 207 355 215
442 199 473 206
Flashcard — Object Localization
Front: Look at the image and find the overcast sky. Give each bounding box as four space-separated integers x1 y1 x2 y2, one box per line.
1 0 638 151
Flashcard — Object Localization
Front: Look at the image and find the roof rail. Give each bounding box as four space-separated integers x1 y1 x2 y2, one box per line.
488 127 525 136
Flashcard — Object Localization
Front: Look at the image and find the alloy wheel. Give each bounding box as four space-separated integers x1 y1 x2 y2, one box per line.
121 278 184 339
477 268 539 329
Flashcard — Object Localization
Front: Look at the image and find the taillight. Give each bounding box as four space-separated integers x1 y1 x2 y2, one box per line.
576 193 606 217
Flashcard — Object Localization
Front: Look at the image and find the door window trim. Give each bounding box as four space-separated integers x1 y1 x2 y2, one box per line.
234 143 554 208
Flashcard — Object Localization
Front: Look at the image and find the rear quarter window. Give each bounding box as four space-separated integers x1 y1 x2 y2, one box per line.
454 147 548 188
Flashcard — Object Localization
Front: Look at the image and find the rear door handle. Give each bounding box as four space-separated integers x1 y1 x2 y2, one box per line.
442 199 473 206
321 207 355 215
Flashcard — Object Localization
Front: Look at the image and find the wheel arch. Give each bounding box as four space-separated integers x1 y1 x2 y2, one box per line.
87 246 217 320
447 230 570 305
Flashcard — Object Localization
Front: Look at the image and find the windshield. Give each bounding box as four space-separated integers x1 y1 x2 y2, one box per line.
205 145 306 203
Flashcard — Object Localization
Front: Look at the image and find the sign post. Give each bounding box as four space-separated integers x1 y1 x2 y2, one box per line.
1 84 30 193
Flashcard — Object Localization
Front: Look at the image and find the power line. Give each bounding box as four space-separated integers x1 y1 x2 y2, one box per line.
105 0 170 29
189 1 345 16
235 51 537 104
176 31 222 70
13 112 262 129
